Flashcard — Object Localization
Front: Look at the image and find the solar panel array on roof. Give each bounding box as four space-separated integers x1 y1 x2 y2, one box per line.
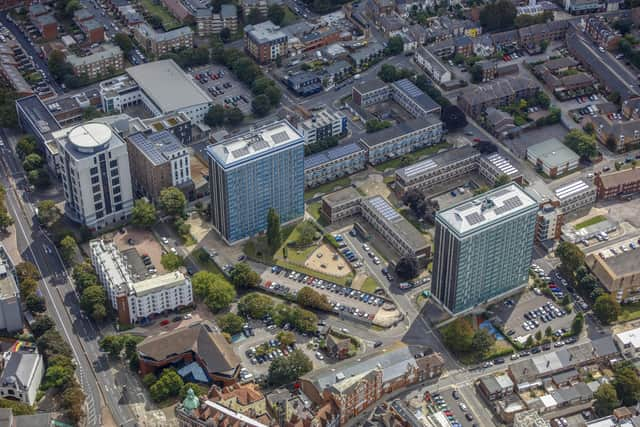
554 180 589 200
253 139 269 151
466 212 485 225
369 196 401 222
486 153 518 177
304 142 364 170
394 79 422 98
494 196 523 215
271 131 289 144
402 159 437 177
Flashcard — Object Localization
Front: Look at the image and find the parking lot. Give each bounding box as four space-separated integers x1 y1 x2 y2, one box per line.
425 389 473 427
191 65 253 114
261 269 385 321
234 320 328 378
493 288 576 343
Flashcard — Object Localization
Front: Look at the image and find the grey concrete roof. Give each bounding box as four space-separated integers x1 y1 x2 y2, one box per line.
126 59 210 113
527 138 579 168
360 116 441 148
0 352 42 391
127 130 184 166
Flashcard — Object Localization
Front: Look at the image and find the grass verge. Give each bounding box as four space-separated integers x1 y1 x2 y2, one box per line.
574 215 607 230
360 276 379 293
619 302 640 323
138 0 180 29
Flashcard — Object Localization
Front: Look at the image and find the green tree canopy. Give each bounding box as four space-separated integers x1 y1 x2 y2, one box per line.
113 33 134 54
595 383 620 416
192 271 236 312
267 4 285 24
441 317 474 353
614 362 640 406
555 241 584 278
230 263 260 288
480 0 516 31
564 129 598 160
80 285 106 313
267 349 313 386
252 94 272 117
238 293 274 319
385 35 404 55
22 153 43 171
267 208 281 251
131 199 157 228
16 136 37 159
297 286 331 311
159 187 187 217
59 235 78 264
160 253 184 271
217 312 245 335
395 255 419 280
471 328 496 357
593 294 621 325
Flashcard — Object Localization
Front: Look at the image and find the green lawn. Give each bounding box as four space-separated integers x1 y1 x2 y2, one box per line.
279 226 317 265
138 0 180 30
281 6 298 26
619 302 640 322
304 177 351 200
360 276 379 293
575 215 607 230
373 142 451 172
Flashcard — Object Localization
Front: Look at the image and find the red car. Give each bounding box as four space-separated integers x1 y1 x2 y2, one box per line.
160 319 170 326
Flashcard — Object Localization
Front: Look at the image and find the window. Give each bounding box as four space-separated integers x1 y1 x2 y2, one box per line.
114 195 122 203
92 184 100 193
110 160 118 168
94 203 103 211
90 167 98 175
94 194 101 202
96 211 104 219
91 176 99 184
115 203 123 211
112 177 120 186
111 169 119 177
113 186 120 195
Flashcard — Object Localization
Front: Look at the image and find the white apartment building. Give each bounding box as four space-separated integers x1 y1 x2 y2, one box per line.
53 122 134 230
615 327 640 358
0 352 44 405
554 179 597 215
90 239 193 325
414 47 452 84
297 108 347 145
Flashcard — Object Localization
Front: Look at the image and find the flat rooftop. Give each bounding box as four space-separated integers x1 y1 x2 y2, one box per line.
304 141 364 170
16 95 61 140
353 78 388 94
67 44 122 66
391 78 440 113
395 145 479 180
128 130 185 166
245 21 287 44
527 138 579 168
553 179 593 201
363 196 428 250
437 183 537 235
600 249 640 277
207 120 303 167
321 186 362 208
132 271 187 297
126 59 210 113
360 116 441 148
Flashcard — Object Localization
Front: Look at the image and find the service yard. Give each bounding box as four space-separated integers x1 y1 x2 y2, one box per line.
191 65 253 114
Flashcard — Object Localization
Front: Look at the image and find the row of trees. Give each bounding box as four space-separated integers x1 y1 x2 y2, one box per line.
377 64 414 83
304 136 340 156
237 292 319 334
99 334 144 370
16 262 46 315
564 129 598 160
441 317 496 359
0 86 18 128
33 314 85 423
595 361 640 416
0 185 14 234
73 261 108 321
204 104 244 128
16 135 49 189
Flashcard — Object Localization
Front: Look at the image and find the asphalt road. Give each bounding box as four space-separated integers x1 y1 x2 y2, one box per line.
0 129 139 427
0 12 62 95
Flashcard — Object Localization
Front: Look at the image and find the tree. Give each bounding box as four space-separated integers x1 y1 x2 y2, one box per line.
63 0 81 17
593 294 621 325
555 241 584 278
277 331 296 346
18 278 37 299
43 362 75 390
493 174 511 187
268 4 285 25
48 50 73 82
16 262 39 283
32 315 54 338
267 208 281 251
480 0 516 31
252 94 272 117
217 312 245 335
28 169 50 188
159 187 186 217
113 33 133 54
220 27 231 42
230 263 260 288
606 134 618 152
442 105 467 130
366 119 392 133
386 36 404 55
22 153 43 171
296 221 317 246
441 317 474 353
26 294 46 312
571 312 584 335
100 335 125 357
583 122 595 135
267 349 313 386
535 330 542 341
471 328 495 357
238 293 274 319
205 104 226 127
545 326 553 337
614 362 640 406
226 106 244 125
61 384 85 424
16 136 37 159
264 85 282 106
378 64 400 82
161 253 184 271
149 369 184 402
470 63 483 83
564 129 597 160
594 383 620 417
37 200 61 226
80 285 106 313
191 271 236 312
297 286 331 311
395 256 419 280
59 235 77 264
0 210 13 233
131 199 157 228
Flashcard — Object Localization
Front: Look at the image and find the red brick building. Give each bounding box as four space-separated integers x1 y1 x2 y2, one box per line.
137 322 240 386
595 168 640 200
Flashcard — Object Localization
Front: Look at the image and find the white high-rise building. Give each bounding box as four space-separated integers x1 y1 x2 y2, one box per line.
54 122 134 230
